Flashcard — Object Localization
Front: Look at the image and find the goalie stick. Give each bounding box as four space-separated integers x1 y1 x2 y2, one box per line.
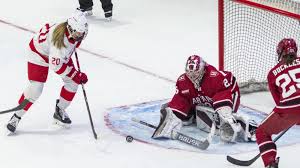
226 126 291 166
131 118 210 150
0 99 30 115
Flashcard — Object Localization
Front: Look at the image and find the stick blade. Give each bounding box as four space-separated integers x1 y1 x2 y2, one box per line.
226 155 255 166
199 139 210 150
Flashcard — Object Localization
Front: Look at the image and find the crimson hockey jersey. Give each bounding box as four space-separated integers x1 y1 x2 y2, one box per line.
268 57 300 110
168 64 240 119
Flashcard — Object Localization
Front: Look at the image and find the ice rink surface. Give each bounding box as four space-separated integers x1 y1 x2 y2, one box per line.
0 0 299 167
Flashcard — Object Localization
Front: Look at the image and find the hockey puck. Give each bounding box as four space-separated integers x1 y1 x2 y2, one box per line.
126 136 133 142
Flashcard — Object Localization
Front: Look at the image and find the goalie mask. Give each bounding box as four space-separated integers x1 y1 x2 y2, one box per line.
67 12 89 41
185 55 206 88
276 38 297 62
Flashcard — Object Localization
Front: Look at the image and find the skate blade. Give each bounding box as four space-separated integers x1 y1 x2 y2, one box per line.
53 119 71 129
5 127 16 136
6 131 16 136
105 17 112 22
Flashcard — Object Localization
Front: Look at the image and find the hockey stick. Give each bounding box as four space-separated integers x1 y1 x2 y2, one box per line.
131 118 210 150
207 120 216 143
226 126 291 166
74 51 98 140
0 99 30 115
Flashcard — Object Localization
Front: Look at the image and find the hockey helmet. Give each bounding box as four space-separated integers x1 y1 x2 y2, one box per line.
276 38 297 61
67 11 88 41
185 55 206 87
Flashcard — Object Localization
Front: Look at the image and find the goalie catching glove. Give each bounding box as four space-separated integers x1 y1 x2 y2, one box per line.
217 106 242 142
196 106 257 143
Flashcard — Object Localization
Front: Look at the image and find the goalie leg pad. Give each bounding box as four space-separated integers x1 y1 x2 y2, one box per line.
196 110 214 133
195 106 219 144
152 107 182 139
196 105 220 134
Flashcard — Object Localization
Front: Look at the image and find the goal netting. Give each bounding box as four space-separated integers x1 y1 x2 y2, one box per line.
219 0 300 93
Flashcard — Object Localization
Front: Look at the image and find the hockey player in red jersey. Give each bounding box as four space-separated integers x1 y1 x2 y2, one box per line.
6 11 89 133
152 55 257 143
256 38 300 168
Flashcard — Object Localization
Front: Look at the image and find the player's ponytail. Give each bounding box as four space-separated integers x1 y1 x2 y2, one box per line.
52 22 67 49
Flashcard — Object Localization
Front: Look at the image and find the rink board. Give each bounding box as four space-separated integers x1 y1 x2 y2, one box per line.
104 100 300 154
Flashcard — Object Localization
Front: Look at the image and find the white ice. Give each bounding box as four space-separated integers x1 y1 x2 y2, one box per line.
0 0 298 167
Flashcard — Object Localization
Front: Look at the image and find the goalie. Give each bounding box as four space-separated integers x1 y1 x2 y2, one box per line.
152 55 257 143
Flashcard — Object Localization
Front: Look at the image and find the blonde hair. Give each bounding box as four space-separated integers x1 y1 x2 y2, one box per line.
51 22 67 49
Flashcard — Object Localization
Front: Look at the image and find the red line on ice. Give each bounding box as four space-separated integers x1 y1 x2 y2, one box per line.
0 18 175 84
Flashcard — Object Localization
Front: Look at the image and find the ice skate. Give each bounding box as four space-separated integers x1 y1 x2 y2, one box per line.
53 100 71 127
104 10 112 21
6 113 21 135
76 7 93 16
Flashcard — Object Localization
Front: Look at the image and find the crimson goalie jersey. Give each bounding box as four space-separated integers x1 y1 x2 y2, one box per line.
168 64 240 119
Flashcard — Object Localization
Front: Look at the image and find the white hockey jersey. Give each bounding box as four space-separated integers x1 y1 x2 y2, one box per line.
28 23 81 78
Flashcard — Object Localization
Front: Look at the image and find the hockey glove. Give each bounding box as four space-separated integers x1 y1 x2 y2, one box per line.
217 106 242 142
72 71 88 84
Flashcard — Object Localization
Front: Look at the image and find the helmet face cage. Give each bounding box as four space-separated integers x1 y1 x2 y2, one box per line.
185 55 205 86
67 24 86 41
276 38 297 61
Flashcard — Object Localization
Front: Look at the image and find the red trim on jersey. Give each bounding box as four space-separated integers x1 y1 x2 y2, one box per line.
66 67 76 78
170 108 188 117
56 63 68 75
278 97 300 107
60 87 76 101
213 100 233 111
76 41 81 48
67 58 74 66
29 39 49 63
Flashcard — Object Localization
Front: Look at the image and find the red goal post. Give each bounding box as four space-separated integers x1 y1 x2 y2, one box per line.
219 0 300 93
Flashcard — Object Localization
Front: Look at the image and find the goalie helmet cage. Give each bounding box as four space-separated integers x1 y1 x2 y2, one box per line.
219 0 300 93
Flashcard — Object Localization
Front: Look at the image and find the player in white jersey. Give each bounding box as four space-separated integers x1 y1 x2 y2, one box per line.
6 12 89 133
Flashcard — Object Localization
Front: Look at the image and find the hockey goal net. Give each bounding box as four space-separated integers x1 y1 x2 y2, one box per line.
219 0 300 93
